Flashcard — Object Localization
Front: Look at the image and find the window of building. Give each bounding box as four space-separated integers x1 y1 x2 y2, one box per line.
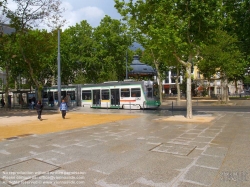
171 70 177 76
165 78 169 83
197 71 200 79
171 78 176 83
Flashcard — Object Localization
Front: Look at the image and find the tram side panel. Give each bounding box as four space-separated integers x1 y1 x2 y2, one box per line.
120 86 142 110
143 82 161 108
42 86 78 107
81 89 92 108
79 81 160 109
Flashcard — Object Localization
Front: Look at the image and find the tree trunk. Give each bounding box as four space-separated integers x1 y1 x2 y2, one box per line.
176 67 181 104
186 63 192 118
234 80 238 94
153 59 163 104
208 86 210 96
37 87 42 101
158 76 163 104
4 64 10 109
221 78 229 104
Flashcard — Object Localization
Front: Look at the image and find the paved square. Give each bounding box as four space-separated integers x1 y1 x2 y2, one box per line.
150 143 197 156
0 159 60 185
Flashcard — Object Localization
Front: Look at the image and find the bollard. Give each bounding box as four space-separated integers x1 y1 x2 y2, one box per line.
171 101 173 115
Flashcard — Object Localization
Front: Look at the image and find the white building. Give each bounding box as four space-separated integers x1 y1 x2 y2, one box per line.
162 69 183 95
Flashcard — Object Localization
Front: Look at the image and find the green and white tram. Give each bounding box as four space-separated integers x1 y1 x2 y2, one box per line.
42 85 78 107
80 80 160 109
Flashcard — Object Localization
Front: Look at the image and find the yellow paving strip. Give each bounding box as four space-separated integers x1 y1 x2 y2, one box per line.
0 112 138 141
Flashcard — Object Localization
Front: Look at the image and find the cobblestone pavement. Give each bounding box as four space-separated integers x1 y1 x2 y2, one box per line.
0 102 250 187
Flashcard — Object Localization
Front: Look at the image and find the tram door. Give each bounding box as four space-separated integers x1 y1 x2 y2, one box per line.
93 90 101 106
110 89 120 106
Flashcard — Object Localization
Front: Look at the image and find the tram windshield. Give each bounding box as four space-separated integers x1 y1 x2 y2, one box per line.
147 88 153 98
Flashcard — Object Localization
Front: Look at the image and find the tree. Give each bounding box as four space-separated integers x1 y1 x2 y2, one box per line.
223 1 250 61
198 29 246 103
3 0 66 100
60 20 94 84
115 0 224 118
138 45 173 103
0 0 6 5
92 16 131 82
15 29 57 99
0 32 17 108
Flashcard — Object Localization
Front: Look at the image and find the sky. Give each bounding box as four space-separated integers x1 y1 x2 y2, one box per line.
4 0 122 30
61 0 121 29
3 0 142 49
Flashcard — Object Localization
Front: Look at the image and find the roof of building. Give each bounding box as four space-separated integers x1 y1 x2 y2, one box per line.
0 23 16 35
128 55 156 76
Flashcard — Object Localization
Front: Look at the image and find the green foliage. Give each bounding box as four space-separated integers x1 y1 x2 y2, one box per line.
198 29 246 81
5 0 66 31
15 30 57 87
243 75 250 86
59 16 132 84
1 0 249 97
60 21 94 84
92 16 132 82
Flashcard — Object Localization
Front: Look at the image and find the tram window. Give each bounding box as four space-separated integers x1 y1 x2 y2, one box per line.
67 91 75 100
102 89 109 100
61 91 66 99
131 88 141 97
147 88 153 98
121 88 130 97
82 90 91 100
54 92 58 100
48 92 53 98
43 92 48 99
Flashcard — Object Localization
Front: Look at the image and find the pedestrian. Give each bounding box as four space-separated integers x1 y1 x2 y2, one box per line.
65 94 71 107
31 97 36 109
8 95 11 109
36 100 43 121
1 98 5 108
28 98 31 109
31 100 35 110
60 99 68 119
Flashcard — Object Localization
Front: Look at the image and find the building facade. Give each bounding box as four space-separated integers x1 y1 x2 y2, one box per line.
162 68 183 95
192 66 244 96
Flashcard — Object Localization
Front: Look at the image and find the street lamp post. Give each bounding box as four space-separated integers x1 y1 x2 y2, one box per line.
57 29 61 106
126 50 128 79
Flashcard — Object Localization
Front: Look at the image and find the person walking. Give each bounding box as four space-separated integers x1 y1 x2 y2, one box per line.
1 98 5 108
65 94 71 107
8 95 11 109
36 100 43 121
60 99 68 119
